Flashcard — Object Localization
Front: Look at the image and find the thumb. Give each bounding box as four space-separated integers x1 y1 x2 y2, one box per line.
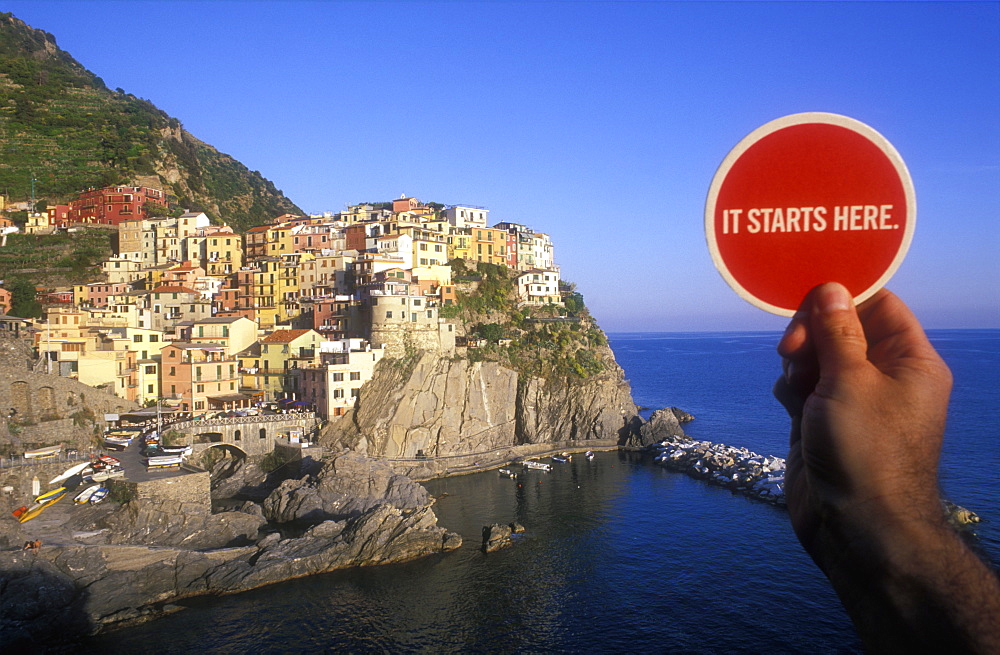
807 282 869 375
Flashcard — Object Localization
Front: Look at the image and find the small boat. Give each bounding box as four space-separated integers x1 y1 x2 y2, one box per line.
585 451 595 460
89 488 110 504
551 455 569 463
50 461 91 485
90 469 125 482
159 445 192 456
18 487 68 522
92 456 122 471
146 455 183 469
74 484 102 504
498 468 516 478
35 486 69 503
24 445 61 459
11 505 27 519
522 460 552 471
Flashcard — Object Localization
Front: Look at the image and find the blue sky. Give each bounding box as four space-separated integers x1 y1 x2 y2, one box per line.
5 1 998 331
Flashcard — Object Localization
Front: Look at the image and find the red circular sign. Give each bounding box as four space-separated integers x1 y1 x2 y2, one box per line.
705 113 915 316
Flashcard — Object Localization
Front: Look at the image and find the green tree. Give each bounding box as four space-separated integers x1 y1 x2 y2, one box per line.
476 323 504 341
6 277 41 317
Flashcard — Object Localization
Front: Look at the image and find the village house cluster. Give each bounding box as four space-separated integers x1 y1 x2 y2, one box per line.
8 191 564 420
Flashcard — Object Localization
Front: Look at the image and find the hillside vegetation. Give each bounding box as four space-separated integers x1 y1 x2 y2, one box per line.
0 229 113 300
443 260 613 380
0 13 301 230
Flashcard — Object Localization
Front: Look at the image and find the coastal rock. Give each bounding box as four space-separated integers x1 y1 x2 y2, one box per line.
670 407 695 423
0 501 461 642
629 408 689 448
100 498 266 549
262 451 430 524
324 352 639 459
482 523 513 552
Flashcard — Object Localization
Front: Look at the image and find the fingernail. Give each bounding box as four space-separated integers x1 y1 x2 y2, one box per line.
813 282 853 314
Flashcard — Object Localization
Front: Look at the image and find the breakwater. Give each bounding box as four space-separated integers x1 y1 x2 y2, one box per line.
650 435 787 504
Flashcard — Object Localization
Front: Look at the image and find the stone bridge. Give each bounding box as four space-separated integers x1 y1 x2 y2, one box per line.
170 413 323 459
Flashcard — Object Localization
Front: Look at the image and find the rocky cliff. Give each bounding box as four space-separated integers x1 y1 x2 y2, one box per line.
0 452 461 644
322 348 642 469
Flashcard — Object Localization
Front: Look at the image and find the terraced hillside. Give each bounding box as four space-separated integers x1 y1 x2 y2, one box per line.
0 12 301 230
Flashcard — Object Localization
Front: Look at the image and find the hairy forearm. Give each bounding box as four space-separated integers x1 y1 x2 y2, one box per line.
811 503 1000 653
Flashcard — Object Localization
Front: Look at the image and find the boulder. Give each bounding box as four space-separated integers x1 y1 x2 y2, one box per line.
261 451 430 524
481 521 524 552
482 523 513 553
100 498 266 549
631 408 688 449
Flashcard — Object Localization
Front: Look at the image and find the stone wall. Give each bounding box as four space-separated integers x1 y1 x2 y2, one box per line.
370 321 456 357
0 457 88 506
0 363 138 455
113 467 211 506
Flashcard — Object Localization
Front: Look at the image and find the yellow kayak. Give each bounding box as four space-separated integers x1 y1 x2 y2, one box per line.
18 487 68 523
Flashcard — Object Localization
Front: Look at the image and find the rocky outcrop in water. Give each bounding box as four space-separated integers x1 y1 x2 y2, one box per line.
651 434 788 503
0 501 461 645
262 451 430 523
0 451 461 643
99 498 266 549
481 521 525 553
324 352 640 459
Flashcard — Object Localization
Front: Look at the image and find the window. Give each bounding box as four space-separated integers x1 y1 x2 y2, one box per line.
196 384 204 393
386 311 393 319
333 389 344 398
350 388 360 398
145 365 156 374
133 334 142 343
150 334 158 342
147 384 154 394
349 371 361 381
332 372 344 382
414 299 422 306
169 367 176 375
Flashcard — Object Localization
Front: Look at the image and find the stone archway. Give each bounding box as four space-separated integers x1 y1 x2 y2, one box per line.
199 443 247 469
193 431 225 445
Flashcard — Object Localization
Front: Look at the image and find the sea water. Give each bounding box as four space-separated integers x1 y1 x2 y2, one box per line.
80 330 999 653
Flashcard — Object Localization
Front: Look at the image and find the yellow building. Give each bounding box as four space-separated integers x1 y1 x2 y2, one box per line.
253 328 325 401
448 228 473 261
277 253 310 323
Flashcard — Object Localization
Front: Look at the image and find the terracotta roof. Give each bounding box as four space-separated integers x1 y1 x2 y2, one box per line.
151 285 198 294
261 329 313 343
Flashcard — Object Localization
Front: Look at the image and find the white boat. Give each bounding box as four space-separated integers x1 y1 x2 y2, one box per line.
74 484 102 504
146 455 183 469
522 460 552 471
551 455 569 463
90 469 125 482
585 451 595 460
89 488 110 504
498 468 516 478
159 445 192 456
50 461 91 485
24 445 61 459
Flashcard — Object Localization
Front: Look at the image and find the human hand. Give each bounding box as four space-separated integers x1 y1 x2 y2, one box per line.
773 282 953 566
